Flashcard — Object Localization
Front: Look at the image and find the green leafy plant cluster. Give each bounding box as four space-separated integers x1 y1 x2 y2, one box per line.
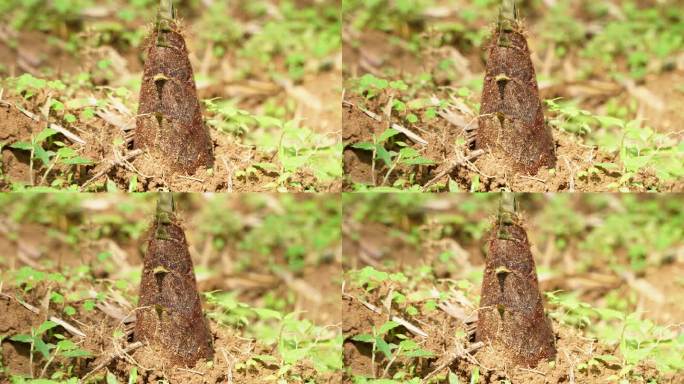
206 291 343 380
547 291 684 376
205 98 342 190
343 0 436 32
546 98 684 190
580 2 684 79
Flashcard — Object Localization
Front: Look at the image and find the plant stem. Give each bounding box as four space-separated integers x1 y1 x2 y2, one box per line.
499 191 516 215
29 145 34 186
381 153 401 186
497 191 516 240
158 0 174 21
371 146 377 186
156 192 175 216
40 345 60 378
381 345 402 378
500 0 517 20
40 155 59 186
29 339 34 378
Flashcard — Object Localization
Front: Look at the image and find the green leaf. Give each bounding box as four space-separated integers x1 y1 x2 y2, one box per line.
375 336 393 359
403 348 434 357
106 371 119 384
378 128 400 143
83 300 95 311
35 128 58 144
10 141 33 151
128 367 138 384
389 80 408 91
470 175 480 192
351 334 374 343
392 100 406 112
10 334 32 343
449 371 460 384
351 142 375 151
252 308 282 320
50 292 64 303
61 348 92 358
253 162 279 172
376 146 393 167
470 367 480 384
37 320 58 335
34 337 53 359
34 146 55 166
61 156 93 165
594 162 618 170
50 100 65 112
378 321 400 335
251 354 278 363
448 178 459 192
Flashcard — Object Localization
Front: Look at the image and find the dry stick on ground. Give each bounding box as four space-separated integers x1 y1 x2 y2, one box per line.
0 293 86 338
422 149 485 190
342 293 428 338
80 149 144 190
422 341 485 382
6 102 87 145
343 100 429 145
81 341 145 381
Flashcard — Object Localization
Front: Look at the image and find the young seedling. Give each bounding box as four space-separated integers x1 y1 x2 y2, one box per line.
476 192 556 367
135 0 214 174
134 193 213 366
476 0 556 174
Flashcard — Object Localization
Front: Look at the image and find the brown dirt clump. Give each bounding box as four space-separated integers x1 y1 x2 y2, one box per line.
476 16 556 175
476 195 556 367
134 5 214 175
134 193 213 366
0 104 42 186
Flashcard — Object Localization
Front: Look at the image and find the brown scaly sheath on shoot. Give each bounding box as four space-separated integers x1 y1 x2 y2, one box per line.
134 193 213 366
476 0 556 174
476 192 556 367
135 0 214 174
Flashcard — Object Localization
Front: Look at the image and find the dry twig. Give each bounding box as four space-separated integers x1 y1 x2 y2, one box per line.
81 341 145 381
80 149 144 190
423 149 485 190
343 293 428 338
422 342 485 382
